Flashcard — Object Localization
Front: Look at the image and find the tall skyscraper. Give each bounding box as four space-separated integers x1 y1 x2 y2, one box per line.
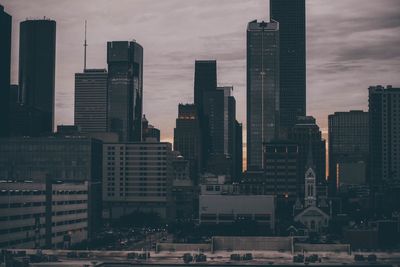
174 104 201 181
19 19 56 134
270 0 306 136
369 85 400 189
203 89 225 156
107 41 143 142
328 110 369 192
247 20 280 170
289 116 326 196
74 69 108 132
234 121 243 181
194 60 217 118
0 5 12 137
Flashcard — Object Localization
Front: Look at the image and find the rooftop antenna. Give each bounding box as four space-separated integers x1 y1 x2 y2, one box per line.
83 20 87 71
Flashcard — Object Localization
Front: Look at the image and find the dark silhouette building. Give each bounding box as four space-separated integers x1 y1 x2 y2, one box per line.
270 0 306 137
247 20 280 170
289 116 326 197
142 114 161 142
107 41 143 142
194 60 217 118
75 69 108 133
194 60 217 172
264 141 300 200
369 85 400 189
174 104 202 182
19 19 56 134
0 5 11 137
328 110 369 193
235 121 243 182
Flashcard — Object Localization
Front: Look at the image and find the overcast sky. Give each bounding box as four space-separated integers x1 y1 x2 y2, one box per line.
2 0 400 145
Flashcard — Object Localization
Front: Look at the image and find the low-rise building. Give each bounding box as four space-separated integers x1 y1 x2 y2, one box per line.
199 175 276 231
0 179 88 249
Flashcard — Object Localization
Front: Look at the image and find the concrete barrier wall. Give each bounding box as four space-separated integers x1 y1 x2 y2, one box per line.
294 243 351 254
212 236 293 252
156 243 211 252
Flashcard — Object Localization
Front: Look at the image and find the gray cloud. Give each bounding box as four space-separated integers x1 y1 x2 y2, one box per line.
2 0 399 142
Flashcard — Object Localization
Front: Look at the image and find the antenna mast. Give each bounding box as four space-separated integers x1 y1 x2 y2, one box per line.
84 20 87 71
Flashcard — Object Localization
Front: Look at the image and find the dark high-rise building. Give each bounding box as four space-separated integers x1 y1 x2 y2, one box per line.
289 116 326 196
107 41 143 142
203 89 225 156
19 19 56 134
235 121 243 182
270 0 306 136
369 85 400 189
247 20 280 170
328 110 369 192
264 141 299 200
0 5 12 137
194 60 217 118
174 104 202 181
75 69 108 133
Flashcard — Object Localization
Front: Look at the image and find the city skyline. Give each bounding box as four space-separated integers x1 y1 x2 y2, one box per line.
2 0 400 145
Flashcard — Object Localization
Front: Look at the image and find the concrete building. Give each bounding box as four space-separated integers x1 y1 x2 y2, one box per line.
74 69 108 133
247 20 280 170
0 179 88 249
0 136 103 238
199 175 276 231
102 142 174 220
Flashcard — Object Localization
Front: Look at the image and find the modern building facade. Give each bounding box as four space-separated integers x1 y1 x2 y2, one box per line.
107 41 143 142
19 19 56 134
102 142 174 220
194 60 217 119
0 5 11 137
0 180 88 249
328 110 369 192
74 69 108 133
270 0 306 136
369 85 400 189
174 104 202 181
264 141 299 200
0 136 103 238
247 20 280 170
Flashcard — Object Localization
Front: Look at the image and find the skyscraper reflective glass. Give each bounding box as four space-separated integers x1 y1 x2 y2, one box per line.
18 19 56 134
247 20 280 170
107 41 143 142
